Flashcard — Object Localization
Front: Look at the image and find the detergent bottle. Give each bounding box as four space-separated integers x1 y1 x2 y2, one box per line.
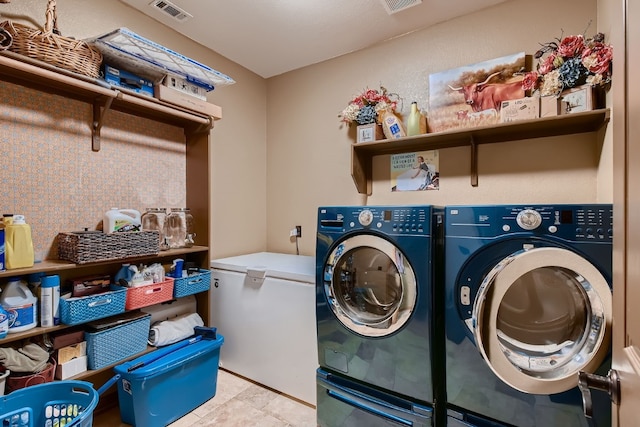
104 208 142 233
5 215 34 269
0 277 38 333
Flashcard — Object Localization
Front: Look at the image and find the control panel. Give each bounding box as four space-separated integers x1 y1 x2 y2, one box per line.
318 206 432 235
446 205 613 241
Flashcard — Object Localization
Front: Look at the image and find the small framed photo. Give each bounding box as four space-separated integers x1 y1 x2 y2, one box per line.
559 85 596 114
356 124 383 143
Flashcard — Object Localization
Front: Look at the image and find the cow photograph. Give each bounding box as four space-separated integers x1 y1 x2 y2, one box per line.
427 52 527 133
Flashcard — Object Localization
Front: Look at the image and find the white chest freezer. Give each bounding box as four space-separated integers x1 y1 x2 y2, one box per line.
210 252 317 405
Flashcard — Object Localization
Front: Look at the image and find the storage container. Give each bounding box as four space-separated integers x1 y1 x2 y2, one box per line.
59 285 127 326
173 269 211 298
125 278 174 310
0 380 99 427
85 312 150 370
57 230 160 264
113 333 224 427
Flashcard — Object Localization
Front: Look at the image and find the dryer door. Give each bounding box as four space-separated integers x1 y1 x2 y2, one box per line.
323 234 416 337
472 246 612 394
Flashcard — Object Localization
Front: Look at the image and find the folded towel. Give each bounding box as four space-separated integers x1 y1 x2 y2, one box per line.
0 343 49 373
148 312 204 347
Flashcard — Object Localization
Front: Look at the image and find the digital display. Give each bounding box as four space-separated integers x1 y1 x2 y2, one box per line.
383 210 392 221
560 210 573 224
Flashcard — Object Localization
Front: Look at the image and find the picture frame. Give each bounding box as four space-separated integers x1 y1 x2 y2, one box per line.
356 124 384 143
428 52 527 133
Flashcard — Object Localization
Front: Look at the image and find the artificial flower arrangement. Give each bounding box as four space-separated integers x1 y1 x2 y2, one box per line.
339 86 401 125
522 31 613 96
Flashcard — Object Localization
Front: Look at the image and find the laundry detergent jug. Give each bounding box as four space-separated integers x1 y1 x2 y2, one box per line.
104 208 142 233
0 277 37 333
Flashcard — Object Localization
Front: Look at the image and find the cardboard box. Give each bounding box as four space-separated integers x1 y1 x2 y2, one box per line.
356 124 384 143
103 64 155 97
540 96 560 118
500 97 539 123
57 341 87 364
558 85 601 115
163 74 208 101
155 84 222 118
55 355 88 380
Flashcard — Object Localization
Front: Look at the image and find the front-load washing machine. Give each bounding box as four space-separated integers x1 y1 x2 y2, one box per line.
444 204 613 427
316 205 444 425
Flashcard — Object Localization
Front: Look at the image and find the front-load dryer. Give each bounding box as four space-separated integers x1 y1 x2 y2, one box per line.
316 205 444 413
444 204 613 427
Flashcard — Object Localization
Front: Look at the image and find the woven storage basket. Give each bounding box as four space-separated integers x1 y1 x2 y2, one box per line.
57 231 160 264
125 278 175 310
0 0 102 78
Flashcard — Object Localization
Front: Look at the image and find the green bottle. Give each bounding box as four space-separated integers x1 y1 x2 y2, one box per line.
407 102 422 136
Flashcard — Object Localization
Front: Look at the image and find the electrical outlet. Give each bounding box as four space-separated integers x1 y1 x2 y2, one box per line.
295 225 302 238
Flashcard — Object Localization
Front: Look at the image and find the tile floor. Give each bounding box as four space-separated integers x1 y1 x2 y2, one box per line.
94 368 317 427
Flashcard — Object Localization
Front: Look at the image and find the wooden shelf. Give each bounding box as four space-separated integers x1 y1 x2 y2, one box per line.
0 246 209 280
351 108 611 194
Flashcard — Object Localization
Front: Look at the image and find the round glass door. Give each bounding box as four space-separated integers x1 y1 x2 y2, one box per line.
472 247 612 394
323 234 417 337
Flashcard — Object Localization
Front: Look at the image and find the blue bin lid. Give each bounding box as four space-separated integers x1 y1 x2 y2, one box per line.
114 335 224 379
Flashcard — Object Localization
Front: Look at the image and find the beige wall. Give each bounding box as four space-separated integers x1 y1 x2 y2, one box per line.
1 0 269 259
1 0 612 260
267 0 610 256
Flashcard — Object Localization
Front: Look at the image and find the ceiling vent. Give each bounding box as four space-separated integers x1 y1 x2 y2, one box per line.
149 0 193 22
379 0 422 14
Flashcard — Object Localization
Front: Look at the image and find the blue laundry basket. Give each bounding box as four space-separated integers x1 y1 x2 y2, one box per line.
0 380 99 426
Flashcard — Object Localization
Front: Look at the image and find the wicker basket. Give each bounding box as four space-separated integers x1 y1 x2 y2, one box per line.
0 0 102 78
57 231 160 264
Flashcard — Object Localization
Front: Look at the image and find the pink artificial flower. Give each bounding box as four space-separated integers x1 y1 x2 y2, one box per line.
522 71 540 91
538 54 557 75
557 35 586 58
582 42 613 75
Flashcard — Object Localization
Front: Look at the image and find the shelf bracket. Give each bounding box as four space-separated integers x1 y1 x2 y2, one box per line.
470 136 478 187
92 94 117 152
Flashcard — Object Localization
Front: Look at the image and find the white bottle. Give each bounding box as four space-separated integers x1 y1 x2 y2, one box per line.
40 275 60 327
0 277 38 333
104 208 142 233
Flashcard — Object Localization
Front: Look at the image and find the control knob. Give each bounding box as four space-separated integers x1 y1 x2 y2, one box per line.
516 209 542 230
358 209 374 226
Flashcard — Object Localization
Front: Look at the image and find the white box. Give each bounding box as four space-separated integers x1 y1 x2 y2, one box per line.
155 84 222 119
500 97 539 123
163 75 208 100
55 355 88 380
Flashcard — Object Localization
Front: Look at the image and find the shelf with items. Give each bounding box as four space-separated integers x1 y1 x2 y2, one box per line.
351 108 611 194
0 51 220 150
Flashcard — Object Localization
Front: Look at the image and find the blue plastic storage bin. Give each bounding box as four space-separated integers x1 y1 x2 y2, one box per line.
173 269 211 298
85 313 151 370
60 285 127 325
113 333 224 427
0 380 99 427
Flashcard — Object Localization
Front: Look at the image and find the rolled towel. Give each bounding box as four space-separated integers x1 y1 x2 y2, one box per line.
148 312 204 347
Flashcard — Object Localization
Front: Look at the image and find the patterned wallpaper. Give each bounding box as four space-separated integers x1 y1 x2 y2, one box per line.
0 81 187 261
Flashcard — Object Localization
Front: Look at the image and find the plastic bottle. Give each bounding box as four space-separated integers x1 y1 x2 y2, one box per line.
380 108 406 139
40 275 60 327
0 305 9 339
114 263 134 286
104 208 142 233
5 215 34 269
0 277 38 333
407 102 422 136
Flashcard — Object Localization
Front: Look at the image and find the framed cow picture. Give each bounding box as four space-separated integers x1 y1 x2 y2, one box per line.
428 52 527 133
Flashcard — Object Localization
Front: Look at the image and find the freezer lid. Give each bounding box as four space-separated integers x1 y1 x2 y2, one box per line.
210 252 315 283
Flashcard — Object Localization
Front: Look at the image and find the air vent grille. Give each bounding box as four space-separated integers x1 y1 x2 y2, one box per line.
379 0 422 14
150 0 193 22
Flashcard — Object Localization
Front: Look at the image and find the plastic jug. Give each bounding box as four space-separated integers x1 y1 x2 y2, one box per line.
104 208 142 233
0 277 38 333
5 215 34 269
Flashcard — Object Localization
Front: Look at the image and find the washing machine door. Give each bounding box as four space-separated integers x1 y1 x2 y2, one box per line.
323 234 416 337
472 246 612 394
